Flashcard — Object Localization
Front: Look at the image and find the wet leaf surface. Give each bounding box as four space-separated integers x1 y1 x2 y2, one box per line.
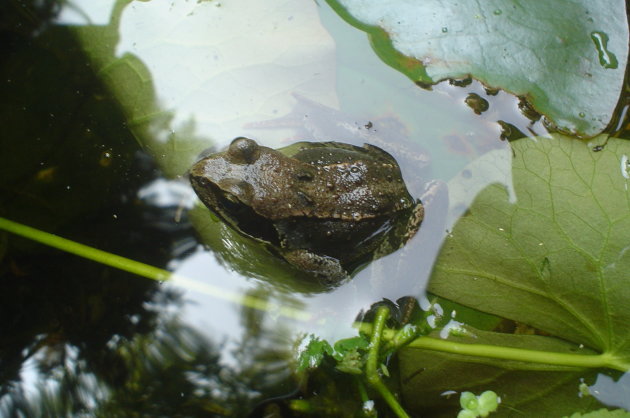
429 134 630 356
329 0 629 136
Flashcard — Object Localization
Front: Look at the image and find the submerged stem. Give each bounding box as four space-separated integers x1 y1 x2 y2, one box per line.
364 306 410 418
408 337 628 372
0 217 310 321
356 322 629 372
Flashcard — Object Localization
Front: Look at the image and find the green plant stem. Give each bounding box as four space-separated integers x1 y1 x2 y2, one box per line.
288 399 313 413
0 216 310 321
408 337 629 372
384 323 420 353
357 379 370 403
364 306 410 418
356 322 629 372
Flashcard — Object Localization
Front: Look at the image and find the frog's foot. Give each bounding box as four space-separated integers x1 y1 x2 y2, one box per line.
283 249 348 285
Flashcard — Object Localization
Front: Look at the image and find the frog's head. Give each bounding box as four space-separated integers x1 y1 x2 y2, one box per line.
190 137 259 201
190 137 285 243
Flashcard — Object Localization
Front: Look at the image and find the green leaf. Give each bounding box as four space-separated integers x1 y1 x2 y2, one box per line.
333 336 370 360
295 335 371 375
428 135 630 360
460 391 479 411
328 0 628 137
566 408 630 418
477 390 499 416
296 335 334 372
334 349 364 375
399 329 604 416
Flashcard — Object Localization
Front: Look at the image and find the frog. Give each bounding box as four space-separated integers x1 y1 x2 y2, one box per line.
189 136 432 283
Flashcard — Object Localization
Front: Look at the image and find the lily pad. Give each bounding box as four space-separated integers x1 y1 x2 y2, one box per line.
329 0 629 137
428 135 630 359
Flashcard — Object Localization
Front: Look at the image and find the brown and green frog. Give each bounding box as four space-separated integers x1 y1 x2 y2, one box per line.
190 134 445 283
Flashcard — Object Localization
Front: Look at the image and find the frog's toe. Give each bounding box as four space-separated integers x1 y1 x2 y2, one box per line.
283 249 348 284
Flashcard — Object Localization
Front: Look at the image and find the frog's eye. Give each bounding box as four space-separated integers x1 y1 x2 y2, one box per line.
228 137 260 164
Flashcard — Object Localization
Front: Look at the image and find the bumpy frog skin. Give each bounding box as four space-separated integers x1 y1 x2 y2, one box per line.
189 137 424 281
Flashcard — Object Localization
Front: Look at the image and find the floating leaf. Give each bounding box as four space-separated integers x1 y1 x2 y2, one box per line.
429 135 630 359
329 0 629 136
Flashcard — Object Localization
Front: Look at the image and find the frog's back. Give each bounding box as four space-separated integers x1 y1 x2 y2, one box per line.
284 141 415 221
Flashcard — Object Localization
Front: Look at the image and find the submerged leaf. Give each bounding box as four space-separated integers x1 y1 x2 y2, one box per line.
73 0 337 176
566 409 630 418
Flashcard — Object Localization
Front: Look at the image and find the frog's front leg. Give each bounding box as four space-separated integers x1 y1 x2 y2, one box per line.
282 249 348 284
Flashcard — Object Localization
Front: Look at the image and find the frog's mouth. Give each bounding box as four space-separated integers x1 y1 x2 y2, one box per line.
211 188 281 246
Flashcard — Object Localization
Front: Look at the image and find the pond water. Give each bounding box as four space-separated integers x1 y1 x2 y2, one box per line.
1 1 629 416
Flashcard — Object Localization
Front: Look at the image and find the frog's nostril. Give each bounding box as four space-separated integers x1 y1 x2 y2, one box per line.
228 137 260 164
